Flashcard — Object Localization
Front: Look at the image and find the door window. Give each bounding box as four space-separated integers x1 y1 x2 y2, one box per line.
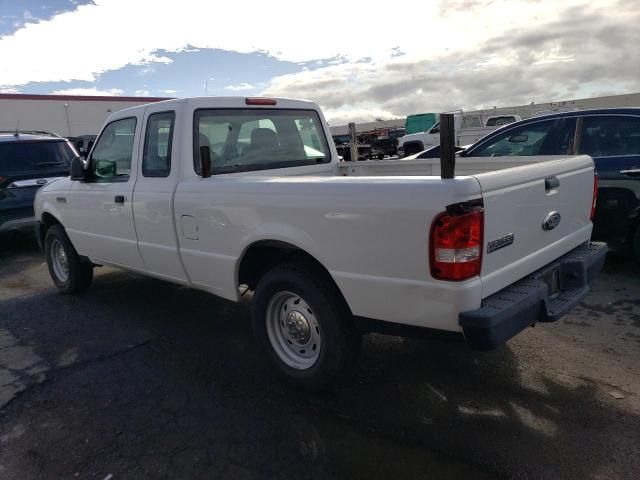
90 117 137 182
468 119 556 157
142 111 175 177
579 116 640 157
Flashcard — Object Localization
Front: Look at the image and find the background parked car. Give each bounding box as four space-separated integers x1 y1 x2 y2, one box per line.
0 131 76 238
460 108 640 260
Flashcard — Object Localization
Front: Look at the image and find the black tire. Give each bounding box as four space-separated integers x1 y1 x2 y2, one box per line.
252 263 361 391
45 224 93 294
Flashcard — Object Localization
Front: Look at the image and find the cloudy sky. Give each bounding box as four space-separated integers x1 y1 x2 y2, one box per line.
0 0 638 124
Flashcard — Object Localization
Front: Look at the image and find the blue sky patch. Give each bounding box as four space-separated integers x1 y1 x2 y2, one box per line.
0 0 94 36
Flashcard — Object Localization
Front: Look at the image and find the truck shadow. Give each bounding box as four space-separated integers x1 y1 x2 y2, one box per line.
0 259 637 478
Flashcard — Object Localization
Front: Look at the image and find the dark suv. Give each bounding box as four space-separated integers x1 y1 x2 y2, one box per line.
460 108 640 260
0 132 76 238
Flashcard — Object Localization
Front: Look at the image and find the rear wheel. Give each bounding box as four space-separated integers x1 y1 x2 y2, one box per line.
45 225 93 294
253 263 361 391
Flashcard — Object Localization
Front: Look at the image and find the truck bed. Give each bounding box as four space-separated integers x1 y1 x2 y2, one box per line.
338 155 568 177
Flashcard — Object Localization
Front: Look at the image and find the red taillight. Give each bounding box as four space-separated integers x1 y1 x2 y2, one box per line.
590 173 598 220
430 208 483 281
245 97 277 106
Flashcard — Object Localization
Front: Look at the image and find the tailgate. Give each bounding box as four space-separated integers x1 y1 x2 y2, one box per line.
474 155 595 298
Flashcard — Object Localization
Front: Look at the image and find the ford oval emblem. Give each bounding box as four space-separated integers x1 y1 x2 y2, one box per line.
542 211 561 231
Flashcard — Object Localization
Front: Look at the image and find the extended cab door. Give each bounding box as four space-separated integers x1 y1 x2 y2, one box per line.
65 115 144 269
131 105 189 282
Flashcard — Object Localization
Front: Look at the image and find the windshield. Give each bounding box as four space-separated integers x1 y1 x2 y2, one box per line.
0 140 75 174
194 109 330 175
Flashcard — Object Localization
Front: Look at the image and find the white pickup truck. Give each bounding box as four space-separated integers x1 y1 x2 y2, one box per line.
34 96 605 390
398 113 522 157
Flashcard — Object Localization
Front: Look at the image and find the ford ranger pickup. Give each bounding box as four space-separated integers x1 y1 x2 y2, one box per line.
34 97 606 389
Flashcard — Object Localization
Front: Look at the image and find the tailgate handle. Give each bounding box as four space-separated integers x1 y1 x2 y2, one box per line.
114 195 125 204
545 176 560 190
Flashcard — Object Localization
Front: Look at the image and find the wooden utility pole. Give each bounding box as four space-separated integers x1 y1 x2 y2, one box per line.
440 113 456 179
348 122 358 162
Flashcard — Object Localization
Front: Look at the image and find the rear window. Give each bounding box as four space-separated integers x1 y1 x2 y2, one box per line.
485 116 517 127
0 140 75 174
194 109 330 175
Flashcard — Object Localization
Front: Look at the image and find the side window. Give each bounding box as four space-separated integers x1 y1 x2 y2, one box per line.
142 111 175 177
580 116 640 157
468 120 556 157
90 117 137 181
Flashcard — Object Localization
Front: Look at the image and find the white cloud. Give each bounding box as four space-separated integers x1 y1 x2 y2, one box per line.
158 89 179 94
223 82 255 91
135 89 150 96
0 0 637 122
0 87 20 94
51 87 125 96
0 0 613 87
23 10 33 20
263 1 640 123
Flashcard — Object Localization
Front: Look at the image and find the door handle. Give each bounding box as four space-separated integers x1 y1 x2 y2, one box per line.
619 169 640 177
114 195 125 204
545 176 560 190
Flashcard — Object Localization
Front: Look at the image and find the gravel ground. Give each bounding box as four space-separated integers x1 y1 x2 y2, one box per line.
0 239 638 479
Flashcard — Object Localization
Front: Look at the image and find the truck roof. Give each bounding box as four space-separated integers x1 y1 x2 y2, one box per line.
525 107 640 121
0 132 64 143
112 96 320 117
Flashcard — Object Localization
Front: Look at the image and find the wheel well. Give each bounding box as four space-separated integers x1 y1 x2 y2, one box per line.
41 212 61 228
38 212 62 247
237 240 347 305
402 141 424 157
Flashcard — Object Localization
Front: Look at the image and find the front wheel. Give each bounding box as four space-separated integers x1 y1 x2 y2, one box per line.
252 264 361 391
45 225 93 294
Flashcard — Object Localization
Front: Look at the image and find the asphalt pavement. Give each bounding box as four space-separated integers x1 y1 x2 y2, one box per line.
0 239 639 479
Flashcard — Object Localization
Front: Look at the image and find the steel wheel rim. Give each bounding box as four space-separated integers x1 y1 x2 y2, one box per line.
50 239 69 283
266 291 322 370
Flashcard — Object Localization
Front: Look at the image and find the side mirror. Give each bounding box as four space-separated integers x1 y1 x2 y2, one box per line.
70 156 87 181
200 145 212 178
